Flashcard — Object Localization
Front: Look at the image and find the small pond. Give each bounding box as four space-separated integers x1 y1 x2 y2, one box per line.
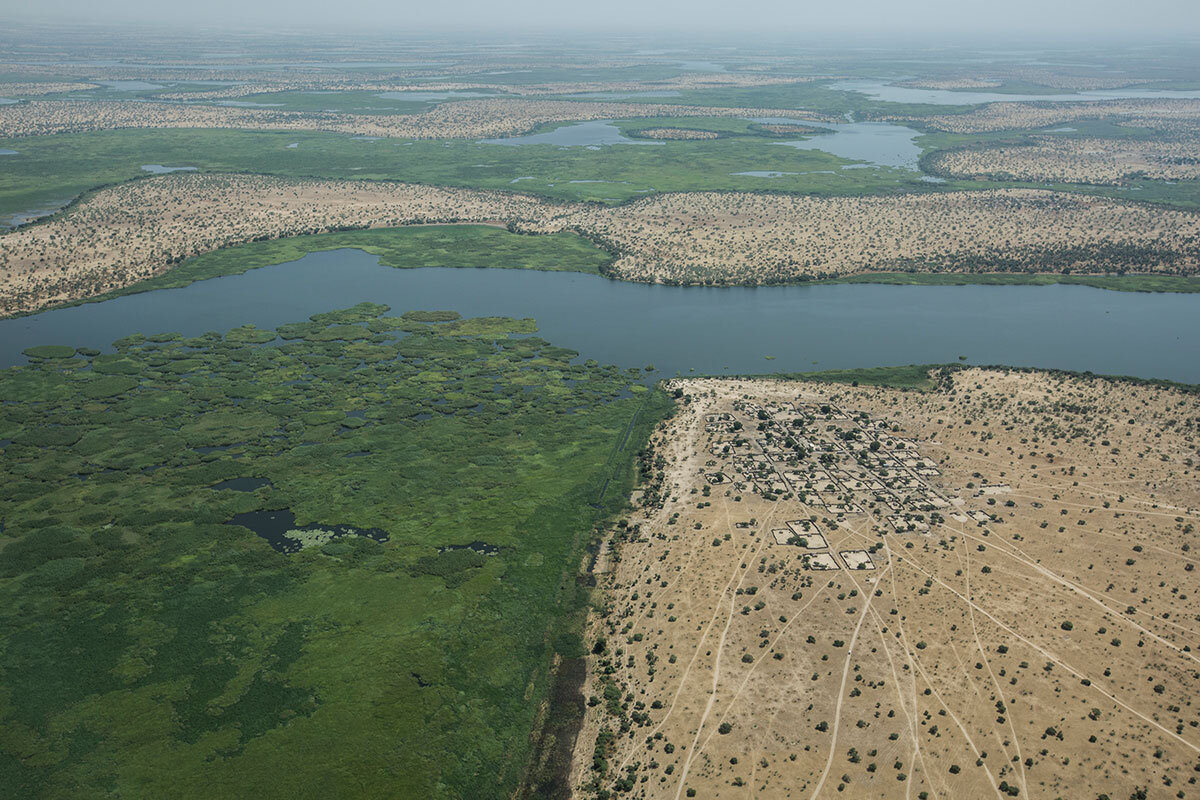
227 509 389 555
211 477 273 492
756 118 923 170
141 164 198 174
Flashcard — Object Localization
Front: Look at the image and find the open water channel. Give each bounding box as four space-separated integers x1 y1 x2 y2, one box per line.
2 249 1198 383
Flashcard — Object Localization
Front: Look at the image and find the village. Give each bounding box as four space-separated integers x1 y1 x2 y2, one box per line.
573 370 1200 800
703 397 1002 574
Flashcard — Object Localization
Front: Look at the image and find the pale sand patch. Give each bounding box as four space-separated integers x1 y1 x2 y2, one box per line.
569 368 1200 799
5 176 1199 315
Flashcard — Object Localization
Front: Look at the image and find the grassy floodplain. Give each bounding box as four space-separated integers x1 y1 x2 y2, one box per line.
95 225 615 300
6 117 1200 230
0 303 672 798
0 122 932 217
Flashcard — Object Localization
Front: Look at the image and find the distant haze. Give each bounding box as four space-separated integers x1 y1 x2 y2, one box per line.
8 0 1200 36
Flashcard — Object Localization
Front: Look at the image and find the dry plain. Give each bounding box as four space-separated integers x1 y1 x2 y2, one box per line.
570 369 1200 800
926 137 1200 184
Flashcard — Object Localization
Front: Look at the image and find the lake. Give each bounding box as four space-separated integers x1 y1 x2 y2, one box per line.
3 249 1198 383
833 79 1200 106
756 118 923 170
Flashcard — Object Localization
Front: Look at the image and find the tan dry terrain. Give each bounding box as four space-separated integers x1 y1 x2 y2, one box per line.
0 97 828 140
636 129 723 140
926 137 1200 184
0 174 567 314
568 189 1200 284
571 369 1200 800
4 177 1200 314
153 73 823 102
902 99 1200 134
0 82 99 96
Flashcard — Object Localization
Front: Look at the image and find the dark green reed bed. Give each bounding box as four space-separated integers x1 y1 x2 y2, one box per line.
0 303 672 799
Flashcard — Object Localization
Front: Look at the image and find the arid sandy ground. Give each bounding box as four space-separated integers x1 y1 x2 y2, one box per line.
153 73 823 101
636 128 723 140
900 99 1200 134
926 137 1200 184
0 98 827 140
4 177 1199 314
898 71 1161 91
570 189 1200 284
0 174 573 314
0 82 99 96
571 369 1200 800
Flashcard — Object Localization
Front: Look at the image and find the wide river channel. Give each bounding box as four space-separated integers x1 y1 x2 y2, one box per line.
2 249 1198 382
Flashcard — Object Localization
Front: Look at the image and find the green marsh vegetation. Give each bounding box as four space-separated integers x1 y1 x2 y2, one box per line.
0 121 935 216
0 303 672 798
91 225 614 301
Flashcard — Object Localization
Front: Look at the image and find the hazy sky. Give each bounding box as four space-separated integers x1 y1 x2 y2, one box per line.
10 0 1200 35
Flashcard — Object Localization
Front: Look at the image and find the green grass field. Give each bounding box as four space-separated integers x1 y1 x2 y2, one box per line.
0 303 672 799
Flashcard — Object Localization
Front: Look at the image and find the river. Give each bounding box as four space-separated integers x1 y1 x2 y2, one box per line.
2 249 1198 383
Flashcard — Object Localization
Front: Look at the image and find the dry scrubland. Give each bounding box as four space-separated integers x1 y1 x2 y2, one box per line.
904 99 1200 134
928 137 1200 185
4 176 1200 313
0 82 99 96
0 175 566 313
155 73 820 101
571 369 1200 800
0 97 825 140
637 129 723 140
569 189 1200 284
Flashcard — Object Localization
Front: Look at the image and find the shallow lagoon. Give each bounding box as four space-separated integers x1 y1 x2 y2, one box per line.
4 249 1198 383
834 79 1200 106
757 118 923 170
140 164 198 174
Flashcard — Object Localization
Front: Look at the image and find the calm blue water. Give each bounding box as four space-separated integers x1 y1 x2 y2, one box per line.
757 118 923 170
140 164 198 174
2 249 1198 383
376 91 498 100
834 79 1200 106
95 80 164 91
